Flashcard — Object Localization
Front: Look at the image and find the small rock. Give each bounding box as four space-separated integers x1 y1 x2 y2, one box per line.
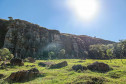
27 57 35 63
77 61 85 63
49 61 68 69
31 65 35 67
38 62 55 67
72 65 87 71
26 65 29 67
0 74 4 79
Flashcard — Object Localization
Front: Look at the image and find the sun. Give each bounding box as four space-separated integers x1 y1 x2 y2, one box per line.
67 0 100 21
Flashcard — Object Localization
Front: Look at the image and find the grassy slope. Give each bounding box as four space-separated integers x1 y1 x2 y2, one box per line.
0 59 126 84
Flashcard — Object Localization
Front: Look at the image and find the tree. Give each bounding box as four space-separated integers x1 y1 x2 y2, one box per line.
83 51 88 59
48 51 55 60
113 43 121 59
89 44 107 59
106 49 113 62
119 40 126 63
0 48 14 61
59 49 65 58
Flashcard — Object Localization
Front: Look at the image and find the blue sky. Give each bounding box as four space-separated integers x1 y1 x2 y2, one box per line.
0 0 126 42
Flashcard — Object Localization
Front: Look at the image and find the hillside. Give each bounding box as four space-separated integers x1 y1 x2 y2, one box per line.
0 17 115 59
0 59 126 84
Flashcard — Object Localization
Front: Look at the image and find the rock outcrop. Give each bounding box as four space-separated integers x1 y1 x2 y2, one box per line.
87 62 110 72
0 19 9 48
27 57 35 63
10 58 24 66
49 61 68 69
38 62 55 67
7 68 39 82
72 65 87 71
0 17 115 59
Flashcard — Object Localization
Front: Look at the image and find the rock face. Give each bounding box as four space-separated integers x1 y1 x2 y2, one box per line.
72 65 87 71
38 62 55 67
87 62 110 72
0 18 115 59
10 58 24 66
7 68 39 82
0 19 9 48
50 61 68 69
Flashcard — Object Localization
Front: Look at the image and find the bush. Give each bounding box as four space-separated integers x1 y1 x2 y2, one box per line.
0 48 14 61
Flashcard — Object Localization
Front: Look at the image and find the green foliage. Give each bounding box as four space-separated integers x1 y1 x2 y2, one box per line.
0 48 14 61
88 40 126 59
89 44 108 59
59 49 65 57
1 59 126 84
113 43 122 58
48 51 55 60
107 70 126 78
120 40 126 57
106 49 113 62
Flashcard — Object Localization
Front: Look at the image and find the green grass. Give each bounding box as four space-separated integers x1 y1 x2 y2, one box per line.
0 59 126 84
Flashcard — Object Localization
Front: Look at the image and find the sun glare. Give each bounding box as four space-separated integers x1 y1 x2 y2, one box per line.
67 0 100 21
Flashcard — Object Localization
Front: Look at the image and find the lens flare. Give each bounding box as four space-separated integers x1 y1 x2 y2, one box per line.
67 0 100 21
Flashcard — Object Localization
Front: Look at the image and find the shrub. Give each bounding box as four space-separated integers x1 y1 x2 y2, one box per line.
0 48 14 61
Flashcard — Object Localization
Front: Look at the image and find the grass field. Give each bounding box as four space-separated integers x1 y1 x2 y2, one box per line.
0 59 126 84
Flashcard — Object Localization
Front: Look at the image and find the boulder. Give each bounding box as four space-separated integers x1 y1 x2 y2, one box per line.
7 68 39 82
87 61 110 72
49 61 68 69
10 58 24 66
38 62 55 67
27 57 35 63
26 65 35 67
77 61 85 63
0 74 4 79
72 65 87 71
31 65 35 67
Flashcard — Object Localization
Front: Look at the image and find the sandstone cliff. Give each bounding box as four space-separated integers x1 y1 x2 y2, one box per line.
0 18 114 59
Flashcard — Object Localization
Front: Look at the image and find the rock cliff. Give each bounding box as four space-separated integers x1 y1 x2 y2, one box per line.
0 17 114 59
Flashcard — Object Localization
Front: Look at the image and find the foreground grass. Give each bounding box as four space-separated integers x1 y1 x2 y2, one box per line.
0 59 126 84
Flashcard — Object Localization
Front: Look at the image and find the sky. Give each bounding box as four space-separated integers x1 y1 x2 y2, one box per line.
0 0 126 42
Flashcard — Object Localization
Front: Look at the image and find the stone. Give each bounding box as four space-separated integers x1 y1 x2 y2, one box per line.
27 57 35 63
26 65 29 67
49 61 68 69
7 68 39 82
31 65 35 67
10 58 24 66
87 61 110 72
72 65 87 71
38 62 55 67
77 61 85 63
0 74 4 79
